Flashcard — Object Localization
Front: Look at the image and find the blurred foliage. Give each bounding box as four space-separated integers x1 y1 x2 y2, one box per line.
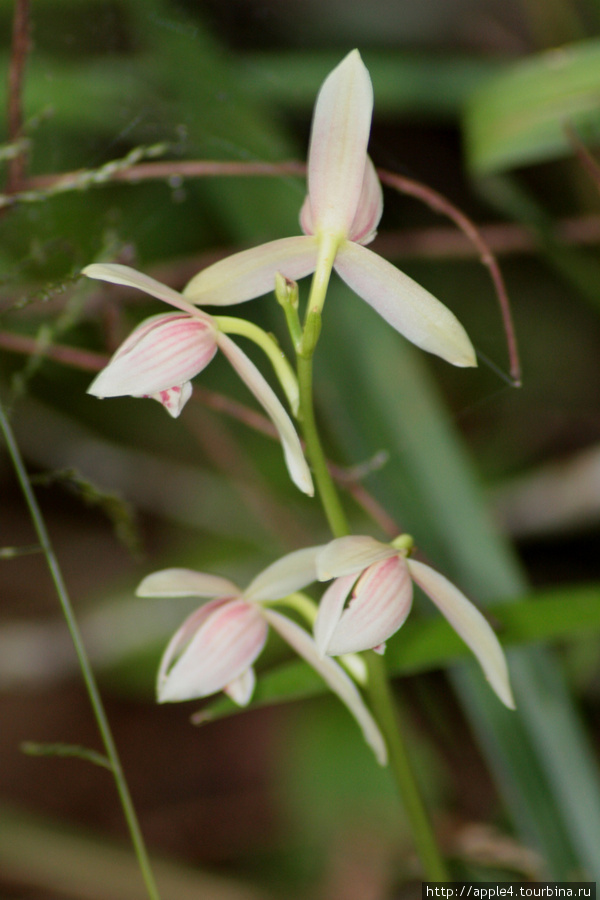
3 0 600 894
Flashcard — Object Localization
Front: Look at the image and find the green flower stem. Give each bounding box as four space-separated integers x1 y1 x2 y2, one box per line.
0 396 162 900
292 296 449 878
214 315 299 414
305 233 340 319
297 352 349 539
365 651 450 880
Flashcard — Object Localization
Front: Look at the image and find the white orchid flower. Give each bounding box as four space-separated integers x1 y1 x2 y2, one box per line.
137 547 387 764
182 50 476 368
82 263 313 496
314 535 515 709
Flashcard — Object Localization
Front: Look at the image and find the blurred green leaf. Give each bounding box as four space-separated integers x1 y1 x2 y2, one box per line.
464 39 600 173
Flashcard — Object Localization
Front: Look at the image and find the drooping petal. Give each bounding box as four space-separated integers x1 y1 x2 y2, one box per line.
83 263 197 315
88 314 218 398
347 156 383 245
183 236 319 306
307 49 374 237
314 573 356 656
319 557 413 656
136 568 240 599
147 381 193 418
264 608 387 765
216 333 314 496
407 559 515 709
316 535 396 580
245 545 321 603
224 667 256 707
334 241 477 367
158 599 268 702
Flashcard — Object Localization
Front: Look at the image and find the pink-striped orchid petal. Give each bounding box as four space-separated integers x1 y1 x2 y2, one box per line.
158 598 268 703
224 667 256 707
83 263 196 315
183 236 319 306
316 535 397 581
334 241 477 368
347 156 383 245
88 313 218 398
317 557 413 656
407 559 515 709
245 545 321 604
136 568 240 599
264 608 387 765
314 573 356 656
307 50 373 237
156 597 230 690
216 333 313 496
147 381 193 418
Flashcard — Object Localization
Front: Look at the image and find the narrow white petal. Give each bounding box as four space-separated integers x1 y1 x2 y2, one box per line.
407 559 515 709
308 50 373 236
217 334 314 496
158 600 268 702
334 242 477 367
245 546 321 603
316 535 396 580
322 557 413 656
88 314 218 398
314 574 356 656
224 667 256 707
148 381 193 418
136 568 240 599
264 609 387 765
348 156 383 245
183 236 319 306
82 263 196 314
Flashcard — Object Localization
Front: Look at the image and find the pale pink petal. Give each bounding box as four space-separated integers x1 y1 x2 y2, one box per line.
147 381 193 418
314 573 356 656
407 559 515 709
224 667 256 706
320 557 413 656
183 236 319 306
307 50 373 237
216 334 314 496
136 568 240 599
316 535 396 580
156 597 231 689
348 156 383 245
334 242 477 367
245 546 321 603
158 599 268 702
88 314 218 398
264 609 387 765
82 263 196 315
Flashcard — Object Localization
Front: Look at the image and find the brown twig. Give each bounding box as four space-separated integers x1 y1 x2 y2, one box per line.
20 157 521 383
5 0 31 194
377 169 521 387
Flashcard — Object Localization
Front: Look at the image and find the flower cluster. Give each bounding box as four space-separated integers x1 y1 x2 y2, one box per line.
84 50 513 766
139 534 513 765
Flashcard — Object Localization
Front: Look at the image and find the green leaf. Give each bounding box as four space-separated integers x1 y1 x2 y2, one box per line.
21 742 112 770
464 39 600 173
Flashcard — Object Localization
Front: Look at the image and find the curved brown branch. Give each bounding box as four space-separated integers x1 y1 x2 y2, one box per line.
377 168 521 387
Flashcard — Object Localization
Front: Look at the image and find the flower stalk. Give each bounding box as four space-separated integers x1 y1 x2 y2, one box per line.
0 395 162 900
